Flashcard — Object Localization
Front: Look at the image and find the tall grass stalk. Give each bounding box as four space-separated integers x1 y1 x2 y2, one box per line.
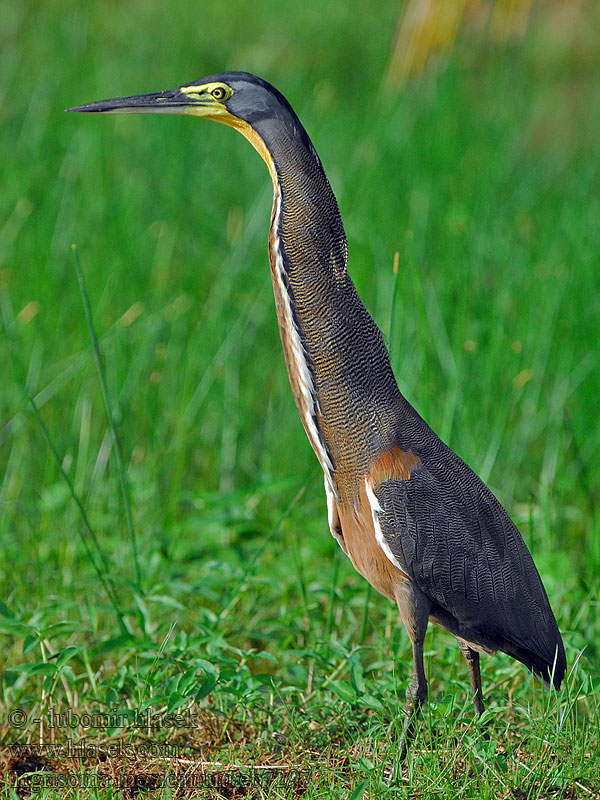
72 244 142 590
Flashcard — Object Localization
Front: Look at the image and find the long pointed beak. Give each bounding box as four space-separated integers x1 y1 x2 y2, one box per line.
66 87 210 115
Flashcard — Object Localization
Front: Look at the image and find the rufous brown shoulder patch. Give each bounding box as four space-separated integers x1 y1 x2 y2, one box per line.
369 446 420 485
337 481 408 601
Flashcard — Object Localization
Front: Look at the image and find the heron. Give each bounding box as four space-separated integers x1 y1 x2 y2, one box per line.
67 72 566 757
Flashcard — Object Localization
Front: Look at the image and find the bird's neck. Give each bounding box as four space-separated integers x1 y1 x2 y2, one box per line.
255 121 402 501
265 128 349 283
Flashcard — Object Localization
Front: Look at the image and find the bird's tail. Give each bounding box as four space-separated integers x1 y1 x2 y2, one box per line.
506 638 567 690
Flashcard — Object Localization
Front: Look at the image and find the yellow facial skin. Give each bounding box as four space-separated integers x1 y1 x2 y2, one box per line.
179 82 234 120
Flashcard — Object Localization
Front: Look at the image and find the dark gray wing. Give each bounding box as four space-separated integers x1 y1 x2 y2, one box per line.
373 431 566 687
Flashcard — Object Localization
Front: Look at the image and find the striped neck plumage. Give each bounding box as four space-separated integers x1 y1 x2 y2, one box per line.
244 117 344 490
251 117 349 285
246 112 397 506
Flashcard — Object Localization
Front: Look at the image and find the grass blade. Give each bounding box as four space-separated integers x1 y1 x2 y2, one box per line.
72 244 142 590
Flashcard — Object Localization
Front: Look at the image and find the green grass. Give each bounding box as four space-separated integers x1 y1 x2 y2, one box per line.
1 1 599 797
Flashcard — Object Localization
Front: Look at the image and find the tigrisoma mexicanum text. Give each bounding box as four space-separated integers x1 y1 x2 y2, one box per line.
68 72 566 757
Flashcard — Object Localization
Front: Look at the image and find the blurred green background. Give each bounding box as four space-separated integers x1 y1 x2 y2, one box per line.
1 0 599 686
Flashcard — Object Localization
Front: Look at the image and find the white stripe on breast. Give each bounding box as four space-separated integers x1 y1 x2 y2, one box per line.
325 474 347 553
364 476 408 576
269 186 335 493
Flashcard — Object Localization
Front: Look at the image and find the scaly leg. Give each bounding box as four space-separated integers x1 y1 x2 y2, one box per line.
457 638 485 716
395 582 431 761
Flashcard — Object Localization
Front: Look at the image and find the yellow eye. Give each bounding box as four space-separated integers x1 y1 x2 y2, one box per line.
211 86 227 101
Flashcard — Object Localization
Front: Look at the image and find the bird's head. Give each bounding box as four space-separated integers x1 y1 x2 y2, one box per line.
66 71 312 176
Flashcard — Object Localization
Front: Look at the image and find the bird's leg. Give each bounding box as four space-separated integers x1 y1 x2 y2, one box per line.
457 638 485 716
399 631 428 759
396 583 431 761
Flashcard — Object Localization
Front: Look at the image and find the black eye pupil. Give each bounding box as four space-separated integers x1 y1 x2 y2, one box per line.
213 88 225 99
